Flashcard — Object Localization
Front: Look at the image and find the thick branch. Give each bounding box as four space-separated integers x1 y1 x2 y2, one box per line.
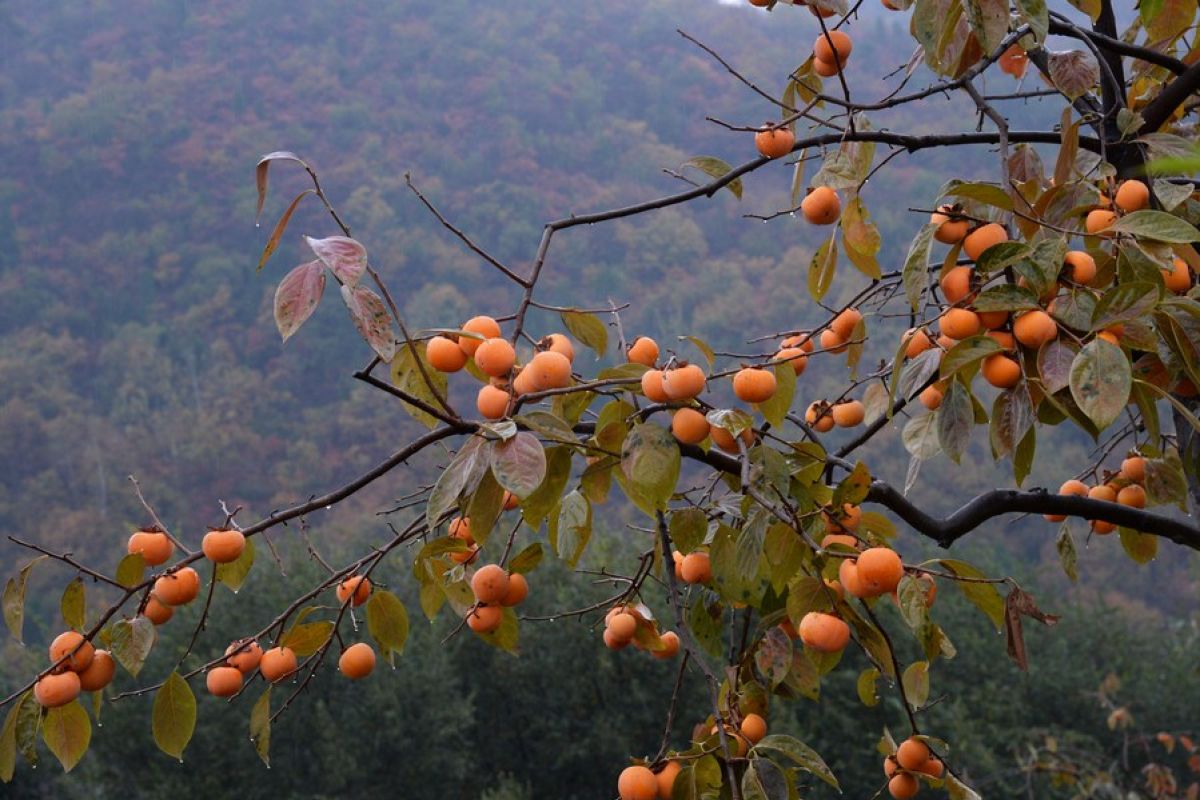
1048 16 1186 76
1137 60 1200 135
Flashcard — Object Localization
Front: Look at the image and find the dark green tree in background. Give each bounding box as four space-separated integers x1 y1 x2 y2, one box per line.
3 0 1200 798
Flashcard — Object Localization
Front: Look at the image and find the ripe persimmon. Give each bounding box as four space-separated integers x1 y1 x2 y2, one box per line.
832 400 865 427
798 612 850 653
1063 251 1097 285
783 333 815 353
337 575 372 607
77 649 115 692
940 266 974 304
154 567 200 606
896 737 930 769
542 333 575 362
662 364 706 400
802 186 841 225
831 307 863 340
856 547 904 595
1013 310 1058 348
824 503 861 531
474 338 517 378
641 369 670 402
821 533 858 550
1086 208 1117 235
1046 479 1088 521
982 353 1021 389
618 765 658 800
806 401 836 432
1164 257 1192 293
733 367 777 403
143 595 174 625
812 57 839 77
260 646 298 683
627 336 659 367
710 424 753 453
1114 179 1149 212
471 564 511 604
427 335 468 372
903 328 933 359
339 642 376 680
888 773 920 800
500 572 529 606
940 307 981 339
127 528 174 567
459 316 501 356
931 204 969 244
656 761 682 799
467 604 503 634
819 328 848 354
607 612 638 642
813 30 852 64
963 223 1008 260
919 384 944 410
511 366 537 396
987 330 1016 349
654 631 680 659
604 628 630 650
526 350 571 391
1088 485 1118 534
978 310 1009 330
681 552 712 584
225 639 263 673
35 671 81 708
671 408 711 445
1117 484 1146 508
1120 456 1145 482
207 666 243 697
755 127 796 159
999 44 1028 78
917 757 945 778
202 528 245 564
50 631 95 672
477 384 512 420
740 713 767 744
775 346 808 375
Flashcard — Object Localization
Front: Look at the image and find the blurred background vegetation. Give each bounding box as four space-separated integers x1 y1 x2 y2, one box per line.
0 0 1196 797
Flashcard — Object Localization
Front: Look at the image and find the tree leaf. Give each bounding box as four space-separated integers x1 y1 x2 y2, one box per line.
990 386 1033 459
902 413 941 460
807 235 838 302
1118 527 1158 564
755 626 793 689
754 735 839 789
490 432 547 499
115 553 145 589
1038 339 1077 394
152 672 196 760
1091 281 1160 330
255 151 306 222
1111 210 1200 243
279 621 333 657
4 556 47 643
963 0 1008 53
389 341 448 429
427 435 491 530
1056 525 1078 581
549 490 592 568
972 284 1040 312
758 361 796 428
902 224 936 311
559 310 607 357
620 423 681 513
857 667 881 707
110 615 156 677
1046 50 1099 101
507 543 543 574
366 590 410 663
519 446 572 529
257 189 315 271
60 578 85 631
1069 339 1131 430
42 701 91 773
249 688 271 767
340 284 395 362
938 559 1004 630
273 260 326 342
305 235 367 287
902 661 930 709
681 156 743 200
215 537 255 592
670 507 709 555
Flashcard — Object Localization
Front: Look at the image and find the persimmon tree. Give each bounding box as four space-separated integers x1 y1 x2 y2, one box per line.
4 0 1200 797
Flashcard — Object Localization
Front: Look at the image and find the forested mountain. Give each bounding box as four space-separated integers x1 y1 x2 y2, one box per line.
0 1 1196 798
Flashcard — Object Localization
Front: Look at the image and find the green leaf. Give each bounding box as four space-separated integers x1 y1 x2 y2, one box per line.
902 224 935 311
216 537 255 592
942 179 1015 211
279 621 333 657
1111 210 1200 243
833 461 872 508
754 735 839 789
490 432 547 500
42 701 91 773
669 508 709 555
1069 339 1131 430
559 310 607 357
936 382 972 464
681 156 743 200
902 413 941 460
520 446 572 529
465 469 504 546
115 553 145 589
938 559 1004 630
754 627 794 690
3 556 46 643
973 284 1040 312
1091 281 1160 330
990 387 1033 460
515 410 577 444
110 615 157 677
1118 527 1158 564
60 578 86 631
857 667 881 707
963 0 1009 53
0 692 35 782
807 235 838 302
507 543 543 574
902 661 930 709
758 360 796 428
366 590 410 662
476 606 520 654
152 672 196 760
427 435 491 530
249 688 271 767
620 423 681 513
389 341 449 429
1016 0 1049 42
1144 448 1190 511
549 490 592 568
841 195 882 279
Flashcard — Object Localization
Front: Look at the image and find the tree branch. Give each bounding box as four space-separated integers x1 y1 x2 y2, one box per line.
1137 60 1200 135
